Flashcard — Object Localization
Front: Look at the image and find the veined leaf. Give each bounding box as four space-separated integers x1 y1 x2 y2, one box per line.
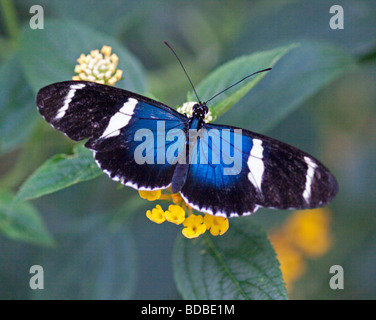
222 40 357 133
0 54 37 155
0 190 53 246
173 218 287 300
15 145 102 203
31 215 137 300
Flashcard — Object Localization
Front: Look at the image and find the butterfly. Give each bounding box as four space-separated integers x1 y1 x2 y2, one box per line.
36 76 338 218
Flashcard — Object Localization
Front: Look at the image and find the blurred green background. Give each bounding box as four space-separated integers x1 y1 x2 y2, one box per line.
0 0 375 299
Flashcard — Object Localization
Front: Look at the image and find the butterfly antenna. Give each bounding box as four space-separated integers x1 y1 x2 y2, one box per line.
205 67 272 104
164 41 202 103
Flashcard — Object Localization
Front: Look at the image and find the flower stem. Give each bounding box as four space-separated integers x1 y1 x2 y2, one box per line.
0 0 20 44
158 194 172 200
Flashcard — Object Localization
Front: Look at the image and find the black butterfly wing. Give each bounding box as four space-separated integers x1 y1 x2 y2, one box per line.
36 81 188 190
180 123 338 217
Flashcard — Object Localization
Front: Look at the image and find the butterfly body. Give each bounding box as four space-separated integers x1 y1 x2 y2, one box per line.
171 105 208 193
36 80 338 218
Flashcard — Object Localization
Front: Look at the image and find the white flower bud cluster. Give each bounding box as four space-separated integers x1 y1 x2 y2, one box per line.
72 45 123 86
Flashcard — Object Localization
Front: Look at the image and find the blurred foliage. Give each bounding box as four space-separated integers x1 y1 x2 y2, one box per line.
0 0 375 300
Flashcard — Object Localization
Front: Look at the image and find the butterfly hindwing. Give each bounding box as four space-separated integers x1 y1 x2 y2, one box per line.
36 81 187 190
180 123 338 217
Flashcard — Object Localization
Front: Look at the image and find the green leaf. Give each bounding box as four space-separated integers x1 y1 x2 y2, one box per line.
0 190 54 246
188 44 297 119
34 0 145 36
173 218 287 300
19 19 146 94
0 54 37 155
222 40 357 133
237 0 376 57
15 145 102 203
31 215 137 300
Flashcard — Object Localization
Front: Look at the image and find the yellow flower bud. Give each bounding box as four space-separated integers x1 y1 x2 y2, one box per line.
138 190 162 201
101 45 112 56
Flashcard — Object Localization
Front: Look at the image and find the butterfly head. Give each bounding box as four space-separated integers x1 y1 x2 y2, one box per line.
192 102 208 120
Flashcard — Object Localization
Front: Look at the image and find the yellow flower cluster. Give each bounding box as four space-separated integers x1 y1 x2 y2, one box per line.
269 208 332 290
72 45 123 86
140 189 229 239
